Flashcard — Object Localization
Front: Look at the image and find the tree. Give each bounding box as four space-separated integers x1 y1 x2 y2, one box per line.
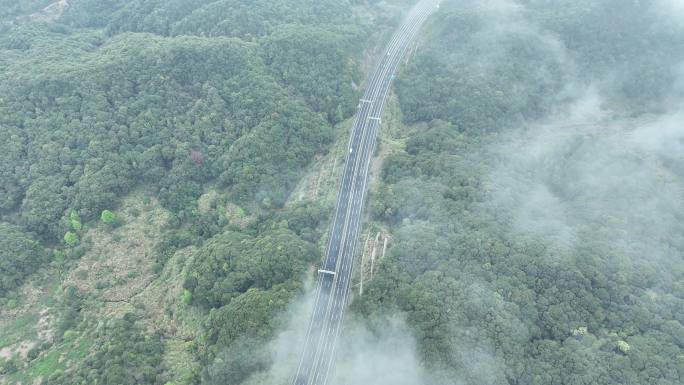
63 231 79 247
100 210 117 225
616 340 630 354
69 211 82 231
182 289 192 305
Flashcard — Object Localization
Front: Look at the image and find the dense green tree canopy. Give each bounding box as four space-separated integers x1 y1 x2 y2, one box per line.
0 0 375 382
396 0 684 132
184 228 318 309
358 1 684 384
0 0 369 239
46 313 168 385
0 223 47 293
2 1 682 384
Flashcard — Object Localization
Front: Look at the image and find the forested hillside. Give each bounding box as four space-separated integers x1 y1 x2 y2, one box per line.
0 0 405 383
1 0 683 385
356 1 684 384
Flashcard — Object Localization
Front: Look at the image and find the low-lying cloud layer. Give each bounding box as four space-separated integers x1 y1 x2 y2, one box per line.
488 88 684 272
239 283 429 385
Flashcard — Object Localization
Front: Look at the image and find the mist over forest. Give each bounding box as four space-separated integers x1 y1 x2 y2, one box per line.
1 0 683 384
362 1 684 384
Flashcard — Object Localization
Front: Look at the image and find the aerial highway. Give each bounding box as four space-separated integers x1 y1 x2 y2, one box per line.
293 1 440 384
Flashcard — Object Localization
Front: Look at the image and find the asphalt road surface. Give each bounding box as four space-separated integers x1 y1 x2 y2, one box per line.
293 2 440 384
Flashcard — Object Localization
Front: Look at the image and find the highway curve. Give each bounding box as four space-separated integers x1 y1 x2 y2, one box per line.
293 1 441 384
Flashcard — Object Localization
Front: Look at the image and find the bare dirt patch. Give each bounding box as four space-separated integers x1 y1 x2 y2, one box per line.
36 308 53 342
0 340 35 363
0 347 11 360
